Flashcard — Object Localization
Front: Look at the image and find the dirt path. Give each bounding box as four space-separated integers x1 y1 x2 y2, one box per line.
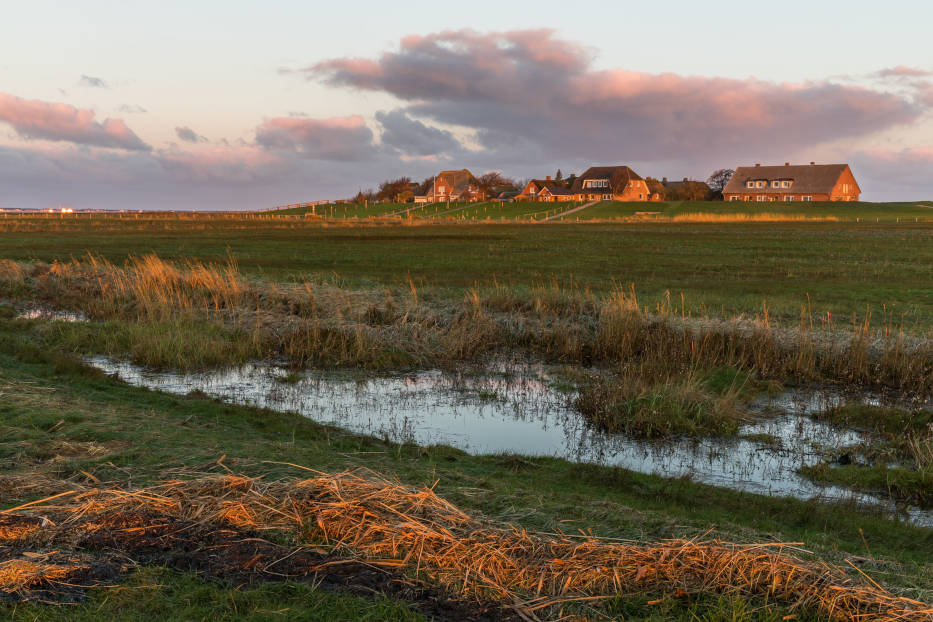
543 200 601 221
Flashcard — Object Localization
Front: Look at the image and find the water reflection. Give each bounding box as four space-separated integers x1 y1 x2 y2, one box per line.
85 357 933 527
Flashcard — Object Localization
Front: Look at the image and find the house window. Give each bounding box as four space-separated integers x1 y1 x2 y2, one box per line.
756 195 767 202
584 179 609 189
782 180 791 188
746 181 754 188
437 185 446 194
785 196 795 202
603 193 612 200
802 196 812 202
744 196 751 202
730 196 740 201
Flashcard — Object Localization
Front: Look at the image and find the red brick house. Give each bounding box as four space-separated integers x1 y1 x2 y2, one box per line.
516 176 572 201
722 163 861 202
569 166 650 201
415 169 484 203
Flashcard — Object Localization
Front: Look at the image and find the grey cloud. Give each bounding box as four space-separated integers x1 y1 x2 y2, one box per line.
79 75 109 88
375 110 461 156
255 115 376 161
175 126 206 143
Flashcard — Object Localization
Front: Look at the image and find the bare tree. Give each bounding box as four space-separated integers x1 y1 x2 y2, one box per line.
377 176 413 202
707 168 734 200
475 171 516 197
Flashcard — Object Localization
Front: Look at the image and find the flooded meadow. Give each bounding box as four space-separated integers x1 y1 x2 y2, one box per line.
87 356 933 527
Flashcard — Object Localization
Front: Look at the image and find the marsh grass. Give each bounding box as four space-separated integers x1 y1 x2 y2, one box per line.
3 255 933 399
575 372 745 439
805 403 933 506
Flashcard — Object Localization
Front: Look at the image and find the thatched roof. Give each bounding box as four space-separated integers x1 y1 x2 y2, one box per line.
570 166 643 194
723 164 854 195
430 169 476 196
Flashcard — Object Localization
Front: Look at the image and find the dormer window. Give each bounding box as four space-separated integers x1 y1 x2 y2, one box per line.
756 181 766 189
771 180 781 188
584 179 609 189
781 180 792 188
746 181 754 188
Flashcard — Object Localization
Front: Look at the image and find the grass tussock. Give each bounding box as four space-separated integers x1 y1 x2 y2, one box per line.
6 470 931 621
575 372 745 438
804 404 933 506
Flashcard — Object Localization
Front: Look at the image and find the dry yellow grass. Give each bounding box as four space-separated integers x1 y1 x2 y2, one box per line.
8 470 932 620
668 212 841 223
0 557 85 594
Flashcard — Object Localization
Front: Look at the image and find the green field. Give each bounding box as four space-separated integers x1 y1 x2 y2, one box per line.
3 216 933 327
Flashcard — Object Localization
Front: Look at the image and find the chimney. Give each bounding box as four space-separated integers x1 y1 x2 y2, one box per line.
810 161 815 165
785 162 790 166
755 163 761 167
683 177 688 182
662 177 668 183
546 175 551 180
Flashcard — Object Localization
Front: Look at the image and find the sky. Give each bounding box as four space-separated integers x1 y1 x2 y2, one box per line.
1 0 932 210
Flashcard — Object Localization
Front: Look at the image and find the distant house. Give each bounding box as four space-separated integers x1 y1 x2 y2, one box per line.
722 163 860 202
569 166 650 202
536 185 574 202
414 169 484 203
662 177 711 201
517 176 572 202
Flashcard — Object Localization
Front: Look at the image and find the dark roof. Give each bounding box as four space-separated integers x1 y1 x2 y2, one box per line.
662 178 710 190
723 164 853 195
539 185 572 196
570 166 643 194
528 178 569 189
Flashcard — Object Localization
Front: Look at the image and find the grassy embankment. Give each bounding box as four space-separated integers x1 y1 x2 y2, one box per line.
263 199 933 223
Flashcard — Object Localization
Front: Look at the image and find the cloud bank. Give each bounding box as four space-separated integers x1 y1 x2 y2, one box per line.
307 29 923 163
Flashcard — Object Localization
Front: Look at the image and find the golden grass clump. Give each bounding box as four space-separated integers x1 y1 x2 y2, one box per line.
0 259 26 288
0 557 86 594
12 470 933 620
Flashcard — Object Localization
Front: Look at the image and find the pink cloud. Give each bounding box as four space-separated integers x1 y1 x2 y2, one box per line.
306 30 924 162
0 92 150 151
877 66 932 78
254 114 376 161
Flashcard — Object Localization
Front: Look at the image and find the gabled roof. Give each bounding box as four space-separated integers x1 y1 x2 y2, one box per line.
662 178 710 190
431 169 476 196
528 178 569 189
538 185 573 196
723 164 854 195
570 166 643 194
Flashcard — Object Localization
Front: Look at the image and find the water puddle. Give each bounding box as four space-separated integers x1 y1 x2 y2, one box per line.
85 357 933 527
16 308 87 322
